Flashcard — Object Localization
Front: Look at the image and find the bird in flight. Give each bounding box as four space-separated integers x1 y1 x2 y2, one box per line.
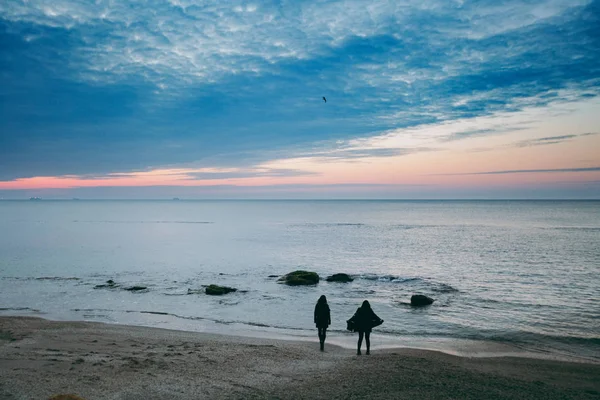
322 96 327 103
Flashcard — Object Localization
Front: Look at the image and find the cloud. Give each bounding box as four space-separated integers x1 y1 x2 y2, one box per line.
0 164 322 190
1 0 599 181
466 131 599 151
513 134 578 147
295 146 437 162
1 0 588 86
438 167 600 175
188 167 318 180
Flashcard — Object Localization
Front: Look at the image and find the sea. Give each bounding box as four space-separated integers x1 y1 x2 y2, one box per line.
0 200 598 362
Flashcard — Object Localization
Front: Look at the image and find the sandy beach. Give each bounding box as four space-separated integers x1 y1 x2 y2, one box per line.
0 317 598 399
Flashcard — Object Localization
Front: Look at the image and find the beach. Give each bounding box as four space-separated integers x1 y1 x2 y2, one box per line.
1 317 598 399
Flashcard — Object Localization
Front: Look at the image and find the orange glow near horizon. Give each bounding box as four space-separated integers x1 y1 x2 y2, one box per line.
2 98 599 192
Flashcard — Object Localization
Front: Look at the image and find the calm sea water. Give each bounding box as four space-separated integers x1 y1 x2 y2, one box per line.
0 200 598 361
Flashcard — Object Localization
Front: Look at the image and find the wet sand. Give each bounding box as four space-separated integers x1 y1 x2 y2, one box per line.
1 316 598 399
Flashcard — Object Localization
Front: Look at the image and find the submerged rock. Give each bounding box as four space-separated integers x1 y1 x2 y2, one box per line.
326 273 354 283
411 294 434 306
124 286 147 292
94 279 118 289
205 284 238 295
267 275 280 278
278 270 320 286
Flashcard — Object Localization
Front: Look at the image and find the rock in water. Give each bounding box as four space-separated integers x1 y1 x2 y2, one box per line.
278 270 320 286
94 279 118 289
205 285 238 295
411 294 434 306
326 273 354 283
124 286 147 291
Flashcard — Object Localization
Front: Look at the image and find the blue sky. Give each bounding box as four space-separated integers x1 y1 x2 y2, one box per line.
0 0 599 198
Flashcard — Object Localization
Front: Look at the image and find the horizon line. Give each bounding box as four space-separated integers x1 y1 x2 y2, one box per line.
1 198 599 202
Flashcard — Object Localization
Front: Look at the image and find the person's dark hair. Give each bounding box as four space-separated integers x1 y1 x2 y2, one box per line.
361 300 371 310
318 295 327 305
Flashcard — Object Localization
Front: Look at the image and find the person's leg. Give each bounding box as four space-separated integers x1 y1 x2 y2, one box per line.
357 331 364 355
365 332 371 355
318 327 324 351
321 328 327 351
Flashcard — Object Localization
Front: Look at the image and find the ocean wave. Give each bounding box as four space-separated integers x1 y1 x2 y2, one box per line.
72 220 213 224
350 289 377 295
473 297 563 309
390 223 494 230
289 222 366 228
390 224 439 230
433 283 460 293
0 307 41 312
0 276 80 281
355 274 460 293
489 331 600 347
465 329 600 361
542 226 600 232
366 327 600 354
289 223 494 230
71 308 307 331
36 276 81 281
357 274 417 282
139 311 170 316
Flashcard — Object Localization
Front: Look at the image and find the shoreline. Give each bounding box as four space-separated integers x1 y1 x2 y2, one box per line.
1 316 599 399
1 310 597 365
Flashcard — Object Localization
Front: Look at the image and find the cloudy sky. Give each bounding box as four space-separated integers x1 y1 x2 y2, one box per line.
1 0 599 199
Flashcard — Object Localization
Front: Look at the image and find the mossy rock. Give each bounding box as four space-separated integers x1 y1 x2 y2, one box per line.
205 285 238 295
326 273 354 283
278 270 320 286
48 395 86 400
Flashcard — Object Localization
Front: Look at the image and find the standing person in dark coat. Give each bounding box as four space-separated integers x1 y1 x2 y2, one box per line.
314 295 331 351
348 300 383 355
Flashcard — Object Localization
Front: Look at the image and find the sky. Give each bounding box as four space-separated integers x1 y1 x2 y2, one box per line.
0 0 599 199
